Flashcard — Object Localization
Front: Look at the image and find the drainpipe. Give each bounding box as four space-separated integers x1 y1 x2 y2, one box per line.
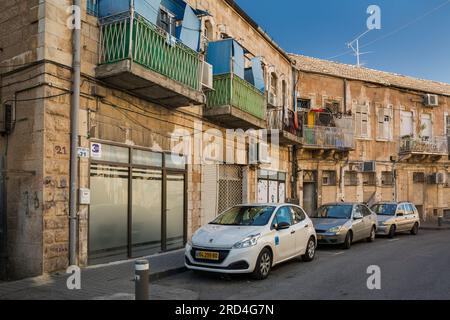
343 79 348 113
69 0 81 266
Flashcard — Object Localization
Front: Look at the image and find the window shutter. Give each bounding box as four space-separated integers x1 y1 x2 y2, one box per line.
377 107 384 139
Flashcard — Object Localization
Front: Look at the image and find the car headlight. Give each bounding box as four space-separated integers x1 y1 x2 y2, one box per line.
233 234 261 249
327 226 342 234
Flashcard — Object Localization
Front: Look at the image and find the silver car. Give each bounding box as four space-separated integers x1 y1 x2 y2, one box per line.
371 202 420 238
310 203 377 249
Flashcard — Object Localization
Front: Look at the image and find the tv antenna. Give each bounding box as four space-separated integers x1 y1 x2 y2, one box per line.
347 29 373 67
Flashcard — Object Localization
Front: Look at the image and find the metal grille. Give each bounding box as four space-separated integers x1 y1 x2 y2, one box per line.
218 165 243 214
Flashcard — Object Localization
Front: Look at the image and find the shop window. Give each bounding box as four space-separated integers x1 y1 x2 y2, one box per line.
258 170 286 204
92 143 129 163
344 171 358 186
363 172 376 186
322 171 337 186
381 171 394 186
413 172 425 184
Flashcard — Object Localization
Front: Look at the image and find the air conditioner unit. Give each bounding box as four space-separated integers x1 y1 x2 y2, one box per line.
249 142 271 165
349 163 363 172
427 173 445 185
363 161 376 172
200 61 213 90
268 92 277 107
423 94 439 107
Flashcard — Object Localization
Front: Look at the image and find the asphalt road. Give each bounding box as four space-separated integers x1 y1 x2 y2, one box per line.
153 229 450 300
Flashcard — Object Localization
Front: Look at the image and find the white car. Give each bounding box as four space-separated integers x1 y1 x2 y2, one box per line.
185 204 317 280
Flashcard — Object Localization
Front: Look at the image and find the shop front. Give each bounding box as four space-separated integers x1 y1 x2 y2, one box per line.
88 142 187 265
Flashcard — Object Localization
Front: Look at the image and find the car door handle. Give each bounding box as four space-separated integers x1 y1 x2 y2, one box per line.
291 230 296 235
304 224 309 228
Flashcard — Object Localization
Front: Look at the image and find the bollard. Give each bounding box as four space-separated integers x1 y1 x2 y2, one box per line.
135 260 149 300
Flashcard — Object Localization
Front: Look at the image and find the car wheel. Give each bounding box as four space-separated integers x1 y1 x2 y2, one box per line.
342 232 352 250
252 248 272 280
388 225 396 239
301 237 316 262
410 223 419 235
366 226 376 242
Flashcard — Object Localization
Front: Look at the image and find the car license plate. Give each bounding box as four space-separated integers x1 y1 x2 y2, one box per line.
195 251 219 261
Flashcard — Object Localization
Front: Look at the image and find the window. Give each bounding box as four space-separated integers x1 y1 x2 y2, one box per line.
87 0 98 16
270 73 278 97
344 171 358 186
258 170 286 204
158 7 176 36
282 80 287 107
298 98 311 109
324 100 341 114
446 172 450 188
291 206 306 224
363 172 376 186
377 106 393 140
400 111 414 137
274 207 292 227
322 171 337 186
413 172 425 184
361 205 372 217
381 171 394 186
420 114 432 140
355 103 370 138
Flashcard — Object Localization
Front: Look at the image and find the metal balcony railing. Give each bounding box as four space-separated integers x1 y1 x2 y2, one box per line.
399 136 448 155
302 125 355 150
206 73 266 120
266 108 301 137
99 12 201 91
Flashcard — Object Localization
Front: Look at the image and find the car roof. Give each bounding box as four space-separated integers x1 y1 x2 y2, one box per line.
321 202 358 206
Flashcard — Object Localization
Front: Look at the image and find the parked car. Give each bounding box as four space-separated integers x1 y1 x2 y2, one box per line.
371 202 420 238
310 203 377 249
185 204 317 280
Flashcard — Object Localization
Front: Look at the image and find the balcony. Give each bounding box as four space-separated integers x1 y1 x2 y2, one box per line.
399 136 448 160
96 13 205 107
302 126 355 151
266 108 302 145
204 73 267 129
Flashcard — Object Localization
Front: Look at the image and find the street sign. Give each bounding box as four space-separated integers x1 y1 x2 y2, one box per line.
77 147 90 158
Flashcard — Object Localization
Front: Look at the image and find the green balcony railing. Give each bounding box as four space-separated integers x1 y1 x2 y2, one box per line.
99 13 201 91
206 73 266 120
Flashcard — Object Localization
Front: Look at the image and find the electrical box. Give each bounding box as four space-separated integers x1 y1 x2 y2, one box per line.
79 188 91 205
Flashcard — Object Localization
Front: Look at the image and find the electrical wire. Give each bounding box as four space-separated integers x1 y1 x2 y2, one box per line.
3 91 71 104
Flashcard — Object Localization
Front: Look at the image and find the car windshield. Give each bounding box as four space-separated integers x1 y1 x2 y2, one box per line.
371 204 397 216
311 205 352 219
210 206 276 226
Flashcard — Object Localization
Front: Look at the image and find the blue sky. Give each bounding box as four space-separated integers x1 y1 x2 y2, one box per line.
235 0 450 83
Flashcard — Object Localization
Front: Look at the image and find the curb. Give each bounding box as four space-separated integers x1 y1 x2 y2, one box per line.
149 266 187 282
420 227 450 231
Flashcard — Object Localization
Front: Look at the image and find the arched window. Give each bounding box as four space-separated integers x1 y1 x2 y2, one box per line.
204 20 214 41
270 72 278 97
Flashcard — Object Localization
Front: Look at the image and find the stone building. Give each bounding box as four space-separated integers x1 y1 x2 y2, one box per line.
0 0 296 279
290 55 450 220
0 0 448 280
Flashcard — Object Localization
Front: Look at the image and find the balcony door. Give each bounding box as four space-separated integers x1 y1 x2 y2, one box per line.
400 111 414 137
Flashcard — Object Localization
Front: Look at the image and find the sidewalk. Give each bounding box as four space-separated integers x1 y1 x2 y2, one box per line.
420 220 450 231
0 249 194 300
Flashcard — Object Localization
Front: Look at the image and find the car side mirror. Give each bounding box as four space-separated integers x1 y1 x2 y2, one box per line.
397 212 404 217
276 222 291 230
353 215 363 220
